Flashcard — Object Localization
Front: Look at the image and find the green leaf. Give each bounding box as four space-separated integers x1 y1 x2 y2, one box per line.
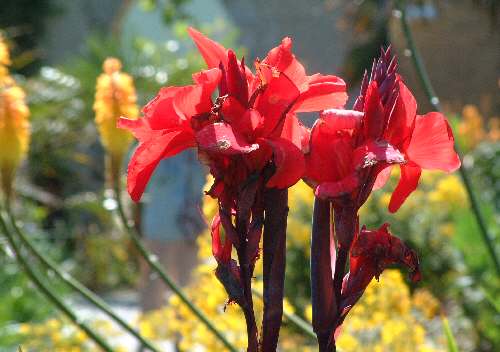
442 316 460 352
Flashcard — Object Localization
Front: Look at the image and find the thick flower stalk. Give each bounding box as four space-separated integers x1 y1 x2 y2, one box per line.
93 57 139 183
119 27 346 351
0 38 30 203
306 48 460 351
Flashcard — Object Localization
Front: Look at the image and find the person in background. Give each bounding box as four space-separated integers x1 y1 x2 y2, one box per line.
139 151 205 311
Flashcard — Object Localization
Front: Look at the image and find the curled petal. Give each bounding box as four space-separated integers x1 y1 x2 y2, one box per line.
314 174 359 200
406 112 461 172
188 27 228 68
126 130 195 202
173 84 215 118
264 137 305 189
388 163 422 213
354 140 405 169
196 122 259 155
319 109 363 132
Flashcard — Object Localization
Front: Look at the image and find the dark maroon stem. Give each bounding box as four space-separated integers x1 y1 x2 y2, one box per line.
318 332 336 352
311 198 336 350
260 188 288 352
235 212 259 352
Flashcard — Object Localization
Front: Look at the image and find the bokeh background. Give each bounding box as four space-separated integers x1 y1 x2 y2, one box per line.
0 0 499 351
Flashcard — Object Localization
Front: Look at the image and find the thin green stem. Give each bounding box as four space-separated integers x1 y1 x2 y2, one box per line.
112 181 238 352
396 0 500 275
251 288 316 340
3 205 159 352
0 209 114 352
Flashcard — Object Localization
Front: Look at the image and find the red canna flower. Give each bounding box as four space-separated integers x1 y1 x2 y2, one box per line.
120 27 347 351
305 48 461 213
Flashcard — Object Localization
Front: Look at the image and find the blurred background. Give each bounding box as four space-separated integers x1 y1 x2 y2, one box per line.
0 0 499 351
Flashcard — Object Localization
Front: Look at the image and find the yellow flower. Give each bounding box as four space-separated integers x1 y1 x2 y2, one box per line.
0 34 11 79
0 74 30 201
459 105 485 150
93 57 138 169
428 174 467 209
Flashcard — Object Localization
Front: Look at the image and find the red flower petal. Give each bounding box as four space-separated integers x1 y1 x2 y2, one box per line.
126 130 195 202
372 164 393 191
406 112 461 172
353 140 405 169
315 174 359 199
305 119 355 184
188 27 228 68
279 113 309 151
388 164 422 213
263 137 305 189
192 67 222 90
293 76 348 112
196 122 259 155
211 213 232 264
384 81 417 147
319 109 363 132
173 83 216 118
255 71 300 138
226 50 249 107
262 37 308 88
363 81 385 139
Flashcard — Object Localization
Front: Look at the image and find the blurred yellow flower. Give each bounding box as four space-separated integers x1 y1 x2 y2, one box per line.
0 50 30 201
336 270 445 352
93 57 138 177
459 105 485 150
428 174 467 209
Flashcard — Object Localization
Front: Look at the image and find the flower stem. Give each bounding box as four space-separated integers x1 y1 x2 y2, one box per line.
251 288 316 340
0 208 114 352
3 205 160 352
261 188 288 352
112 180 238 352
310 198 336 349
396 0 500 275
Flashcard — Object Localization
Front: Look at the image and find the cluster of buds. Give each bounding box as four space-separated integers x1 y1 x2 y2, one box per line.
120 29 460 352
93 57 138 183
0 34 30 203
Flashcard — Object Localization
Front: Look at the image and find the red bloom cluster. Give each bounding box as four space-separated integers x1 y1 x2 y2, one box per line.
119 28 346 204
305 48 460 213
119 30 461 352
